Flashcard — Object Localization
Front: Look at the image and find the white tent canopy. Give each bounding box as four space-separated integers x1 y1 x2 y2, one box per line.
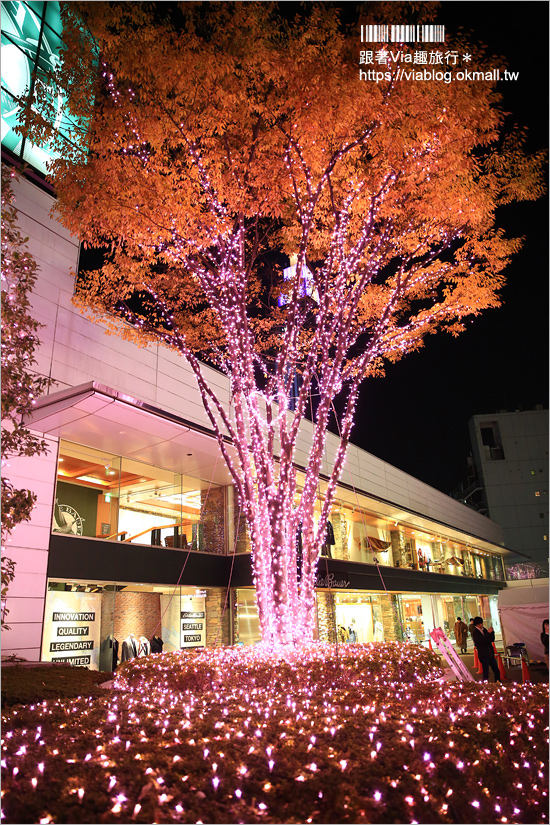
498 580 549 661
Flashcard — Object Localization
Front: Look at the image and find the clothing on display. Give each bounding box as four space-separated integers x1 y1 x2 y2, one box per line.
321 520 335 558
150 635 164 654
120 634 139 662
138 636 151 656
367 537 391 553
99 635 119 671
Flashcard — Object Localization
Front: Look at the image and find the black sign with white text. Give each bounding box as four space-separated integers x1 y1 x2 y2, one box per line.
53 612 96 622
50 640 94 652
57 625 90 636
51 655 91 666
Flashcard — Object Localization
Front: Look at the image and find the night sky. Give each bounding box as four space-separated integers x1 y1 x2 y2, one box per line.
349 1 549 495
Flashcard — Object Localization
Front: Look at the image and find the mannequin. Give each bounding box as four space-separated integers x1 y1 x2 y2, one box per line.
138 636 151 656
100 634 119 671
120 634 139 662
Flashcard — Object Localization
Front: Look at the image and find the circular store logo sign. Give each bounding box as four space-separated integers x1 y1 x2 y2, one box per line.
53 501 84 536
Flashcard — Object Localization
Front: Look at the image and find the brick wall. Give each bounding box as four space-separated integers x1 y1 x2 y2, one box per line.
205 587 231 646
316 592 337 643
200 487 226 554
379 593 403 641
332 513 349 560
109 590 162 642
391 531 407 567
232 590 240 643
235 497 251 554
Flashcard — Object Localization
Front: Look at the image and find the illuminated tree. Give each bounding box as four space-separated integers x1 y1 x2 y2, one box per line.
26 2 544 643
1 164 53 628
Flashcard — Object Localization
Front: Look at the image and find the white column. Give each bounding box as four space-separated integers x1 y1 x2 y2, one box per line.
2 434 59 661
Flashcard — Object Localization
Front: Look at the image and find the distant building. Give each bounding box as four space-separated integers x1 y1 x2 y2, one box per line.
455 410 549 574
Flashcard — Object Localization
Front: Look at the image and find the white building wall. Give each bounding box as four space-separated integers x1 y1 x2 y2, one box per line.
11 172 504 549
2 437 59 660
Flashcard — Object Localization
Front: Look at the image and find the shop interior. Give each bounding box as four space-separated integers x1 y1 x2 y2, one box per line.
44 579 207 670
334 592 384 643
52 441 505 585
53 440 224 551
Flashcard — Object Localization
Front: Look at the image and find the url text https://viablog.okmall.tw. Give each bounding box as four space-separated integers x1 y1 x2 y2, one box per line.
359 65 519 85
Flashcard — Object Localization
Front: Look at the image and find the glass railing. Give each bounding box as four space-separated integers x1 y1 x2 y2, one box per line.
320 543 505 582
52 440 227 554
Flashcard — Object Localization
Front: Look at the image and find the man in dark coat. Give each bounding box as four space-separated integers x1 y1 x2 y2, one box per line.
471 616 501 682
454 617 468 654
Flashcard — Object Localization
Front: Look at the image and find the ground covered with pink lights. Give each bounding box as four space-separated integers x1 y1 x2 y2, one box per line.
1 643 548 824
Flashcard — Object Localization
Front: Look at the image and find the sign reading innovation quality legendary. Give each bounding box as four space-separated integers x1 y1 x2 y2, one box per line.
41 592 101 668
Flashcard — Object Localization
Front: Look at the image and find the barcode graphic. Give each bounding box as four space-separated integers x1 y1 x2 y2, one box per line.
361 24 445 43
361 25 389 42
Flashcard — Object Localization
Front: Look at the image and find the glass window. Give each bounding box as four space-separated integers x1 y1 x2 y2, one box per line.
1 1 86 175
53 440 226 552
234 589 260 646
463 595 480 623
43 578 208 669
334 592 375 643
480 421 505 460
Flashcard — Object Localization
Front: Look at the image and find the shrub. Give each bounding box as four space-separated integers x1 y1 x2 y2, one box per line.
1 643 547 824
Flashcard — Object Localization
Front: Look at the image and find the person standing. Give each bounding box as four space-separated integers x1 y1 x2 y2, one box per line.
454 617 468 654
471 616 500 682
541 619 549 670
338 625 349 643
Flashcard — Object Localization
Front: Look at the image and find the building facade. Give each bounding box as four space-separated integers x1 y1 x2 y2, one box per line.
1 169 514 667
467 410 549 570
2 1 513 669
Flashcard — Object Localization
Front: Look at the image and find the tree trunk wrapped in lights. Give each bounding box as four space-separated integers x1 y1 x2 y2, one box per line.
25 3 544 643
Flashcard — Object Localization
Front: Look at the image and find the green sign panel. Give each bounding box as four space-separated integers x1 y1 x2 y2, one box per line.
1 1 80 175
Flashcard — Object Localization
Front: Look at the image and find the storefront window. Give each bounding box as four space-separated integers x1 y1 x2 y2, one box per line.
334 592 375 642
471 553 487 579
227 482 505 582
53 441 226 552
463 595 480 623
462 547 474 578
43 579 208 670
234 589 260 645
486 554 504 580
398 595 426 642
322 503 393 566
488 594 501 633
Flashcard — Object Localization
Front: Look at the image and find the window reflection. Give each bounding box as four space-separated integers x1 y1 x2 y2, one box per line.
52 440 505 575
53 440 225 552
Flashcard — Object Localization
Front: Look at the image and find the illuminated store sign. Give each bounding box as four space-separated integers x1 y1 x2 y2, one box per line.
41 591 101 668
161 595 206 649
315 572 350 589
1 1 81 175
